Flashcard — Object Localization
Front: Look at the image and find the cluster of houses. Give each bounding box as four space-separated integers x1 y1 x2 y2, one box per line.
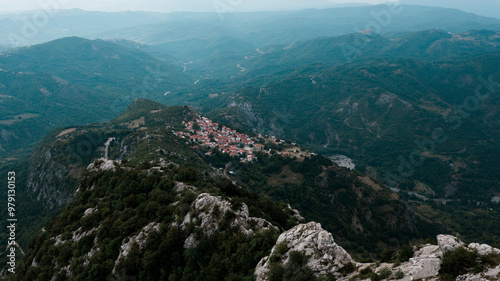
174 117 266 161
173 117 317 162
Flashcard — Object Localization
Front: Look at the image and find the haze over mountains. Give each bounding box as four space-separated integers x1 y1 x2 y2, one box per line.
2 0 500 17
400 0 500 18
1 4 500 49
0 3 500 280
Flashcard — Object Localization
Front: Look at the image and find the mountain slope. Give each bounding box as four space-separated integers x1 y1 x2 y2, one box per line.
0 99 443 274
206 54 500 201
0 37 190 91
100 21 256 62
69 5 500 64
11 158 295 280
0 70 111 156
190 29 500 79
0 37 192 157
2 100 497 280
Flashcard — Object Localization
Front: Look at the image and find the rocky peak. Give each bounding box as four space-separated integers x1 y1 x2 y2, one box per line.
86 159 121 172
437 234 465 254
255 222 353 280
178 193 278 248
255 224 500 281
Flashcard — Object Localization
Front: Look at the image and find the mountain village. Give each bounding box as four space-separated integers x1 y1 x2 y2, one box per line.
174 116 314 162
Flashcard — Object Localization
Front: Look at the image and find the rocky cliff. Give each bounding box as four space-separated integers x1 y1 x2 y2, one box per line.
256 225 500 281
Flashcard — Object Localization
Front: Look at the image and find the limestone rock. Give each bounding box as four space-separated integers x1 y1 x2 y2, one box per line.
287 204 305 222
83 208 95 217
456 273 489 281
255 222 353 281
437 234 464 254
484 265 500 279
87 159 121 171
455 265 500 281
181 193 278 248
468 243 500 256
113 222 160 273
392 244 441 281
409 245 441 279
174 181 198 193
254 231 500 281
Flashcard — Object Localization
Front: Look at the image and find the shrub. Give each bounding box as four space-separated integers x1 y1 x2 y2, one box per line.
393 269 404 279
480 252 500 267
359 267 373 279
397 244 414 262
381 248 395 262
275 241 289 256
439 247 480 280
339 262 356 276
268 263 285 281
378 267 392 279
283 251 315 281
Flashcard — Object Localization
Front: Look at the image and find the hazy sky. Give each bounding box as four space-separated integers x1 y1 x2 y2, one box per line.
0 0 498 18
0 0 388 12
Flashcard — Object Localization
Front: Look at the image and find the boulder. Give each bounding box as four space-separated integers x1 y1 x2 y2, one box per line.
255 222 353 280
437 234 464 254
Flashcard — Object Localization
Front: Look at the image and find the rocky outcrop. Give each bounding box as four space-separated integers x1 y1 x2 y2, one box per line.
437 234 465 254
287 204 305 222
255 222 353 280
255 225 500 281
179 193 278 248
455 265 500 281
86 159 121 171
468 243 500 256
27 148 75 208
395 244 442 280
392 236 500 281
27 130 107 208
113 222 160 273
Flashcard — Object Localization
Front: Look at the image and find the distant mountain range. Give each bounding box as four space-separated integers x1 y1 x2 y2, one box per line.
400 0 500 19
1 5 500 55
189 29 500 79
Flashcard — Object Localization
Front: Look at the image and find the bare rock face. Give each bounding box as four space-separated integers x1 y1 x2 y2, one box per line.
437 234 465 254
456 273 490 281
255 222 353 281
180 193 278 248
287 204 305 222
468 243 500 256
87 159 121 171
254 229 500 281
455 263 500 280
27 148 75 208
113 222 160 273
395 244 442 281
